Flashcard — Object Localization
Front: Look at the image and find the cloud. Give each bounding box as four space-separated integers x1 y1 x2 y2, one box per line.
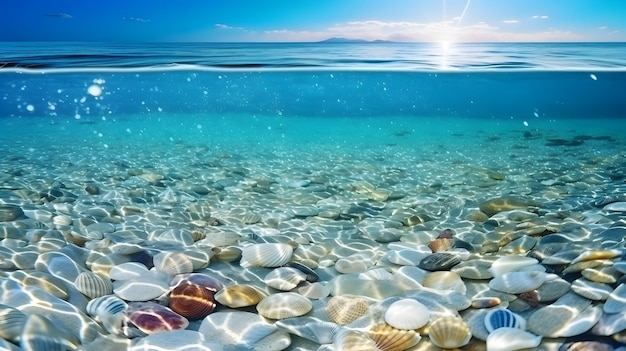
123 17 150 23
215 23 245 30
45 13 72 19
532 15 549 19
599 26 608 30
502 20 519 24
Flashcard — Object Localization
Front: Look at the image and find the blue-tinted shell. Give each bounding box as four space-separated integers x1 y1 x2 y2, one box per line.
484 309 526 333
86 295 128 335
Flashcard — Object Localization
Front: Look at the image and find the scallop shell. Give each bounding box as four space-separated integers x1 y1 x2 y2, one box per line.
486 327 542 351
276 316 343 344
153 251 194 276
484 309 526 333
369 323 421 351
326 294 370 325
241 243 293 268
333 329 379 351
488 255 538 276
168 281 218 320
74 271 113 299
86 295 127 335
264 267 307 291
428 316 472 349
0 304 27 342
384 299 430 330
214 284 267 308
488 270 549 294
256 292 312 320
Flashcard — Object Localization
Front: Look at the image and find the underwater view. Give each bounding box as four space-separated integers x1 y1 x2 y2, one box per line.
1 40 626 351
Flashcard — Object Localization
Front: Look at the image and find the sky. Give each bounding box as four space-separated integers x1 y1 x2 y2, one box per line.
1 0 625 42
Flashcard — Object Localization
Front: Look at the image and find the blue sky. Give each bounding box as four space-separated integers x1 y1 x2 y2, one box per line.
1 0 625 42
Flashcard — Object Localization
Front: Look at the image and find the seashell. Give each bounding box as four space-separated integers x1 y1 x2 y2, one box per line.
486 327 541 351
276 316 343 344
471 297 502 309
113 276 169 301
484 309 526 333
8 270 69 300
297 282 329 299
241 243 293 268
264 267 307 291
286 261 319 282
488 255 538 277
74 271 113 299
369 323 421 351
418 252 461 271
86 295 127 335
109 262 150 281
256 292 312 320
0 304 27 342
428 316 472 349
422 271 466 294
198 311 278 347
488 270 549 294
333 329 379 351
20 313 79 351
124 302 189 336
214 284 267 308
326 294 371 325
384 299 430 330
168 282 217 320
153 251 194 276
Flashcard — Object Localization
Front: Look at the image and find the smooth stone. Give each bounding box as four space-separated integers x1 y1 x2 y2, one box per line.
571 278 613 301
604 202 626 211
536 278 570 302
113 276 169 301
604 283 626 314
130 330 224 351
327 275 405 299
383 249 429 266
479 196 539 217
418 253 461 271
452 259 493 280
198 311 279 348
0 204 24 222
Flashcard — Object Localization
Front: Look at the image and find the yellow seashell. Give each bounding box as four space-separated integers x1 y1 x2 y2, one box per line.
326 294 370 325
428 316 472 349
214 284 267 308
369 323 421 351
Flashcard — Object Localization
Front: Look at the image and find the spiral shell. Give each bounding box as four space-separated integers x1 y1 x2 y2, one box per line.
241 243 293 268
153 251 193 276
214 284 267 308
74 271 113 299
428 316 472 349
256 292 312 320
326 294 370 325
384 299 430 330
369 323 421 351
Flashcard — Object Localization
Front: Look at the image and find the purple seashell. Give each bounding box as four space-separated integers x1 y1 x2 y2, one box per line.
124 302 189 336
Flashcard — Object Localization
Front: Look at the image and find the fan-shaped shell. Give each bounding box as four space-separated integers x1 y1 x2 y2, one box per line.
384 299 430 330
264 267 307 291
369 323 421 351
86 295 127 335
486 327 542 351
0 304 27 342
488 271 549 294
153 251 193 276
214 284 267 308
241 243 293 268
326 294 370 325
256 292 312 320
276 316 343 344
333 329 379 351
74 271 113 299
428 316 472 349
168 281 217 320
124 302 189 335
484 309 526 333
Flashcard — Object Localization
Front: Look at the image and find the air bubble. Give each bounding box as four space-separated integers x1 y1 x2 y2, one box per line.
88 84 102 97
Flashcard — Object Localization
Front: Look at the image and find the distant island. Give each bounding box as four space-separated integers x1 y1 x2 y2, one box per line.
317 37 394 43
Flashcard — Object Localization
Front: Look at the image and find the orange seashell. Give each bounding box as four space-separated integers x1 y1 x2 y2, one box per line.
168 282 217 320
428 238 453 253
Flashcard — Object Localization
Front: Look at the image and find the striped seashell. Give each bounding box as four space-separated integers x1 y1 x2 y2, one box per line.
124 302 189 336
486 327 542 351
264 267 307 291
428 316 472 349
384 299 430 330
333 329 379 351
369 323 421 351
0 304 27 342
214 284 267 308
484 309 526 333
240 243 293 268
86 295 127 335
75 271 113 299
168 280 217 320
326 294 370 325
276 316 343 344
153 251 194 276
256 292 312 320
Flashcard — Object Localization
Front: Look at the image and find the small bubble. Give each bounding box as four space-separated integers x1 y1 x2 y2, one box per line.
87 84 102 97
523 121 529 127
157 107 163 112
26 104 34 112
98 133 103 137
80 97 86 103
590 74 597 81
75 114 81 120
533 112 539 118
126 128 132 134
103 144 109 148
196 124 202 129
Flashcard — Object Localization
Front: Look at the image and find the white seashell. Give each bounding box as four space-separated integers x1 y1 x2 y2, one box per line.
241 243 293 268
0 304 27 342
333 329 379 351
153 251 194 276
484 309 526 333
257 292 312 320
86 295 127 335
74 271 113 299
486 327 541 351
214 284 267 308
488 255 539 277
326 295 371 325
488 270 548 294
384 299 430 330
276 316 343 344
264 267 307 291
297 282 330 299
428 316 472 349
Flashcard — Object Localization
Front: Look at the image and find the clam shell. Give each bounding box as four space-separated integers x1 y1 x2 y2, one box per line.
486 327 541 351
369 323 421 351
276 316 343 344
124 302 189 336
428 316 472 349
0 304 27 341
214 284 267 308
241 243 293 268
74 271 113 299
484 309 526 333
256 292 312 320
333 329 379 351
168 281 218 320
384 299 430 330
488 270 549 294
86 295 127 335
326 294 371 325
264 267 307 291
153 251 194 276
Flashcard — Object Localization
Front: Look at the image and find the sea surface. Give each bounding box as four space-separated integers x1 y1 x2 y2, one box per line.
1 42 626 350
